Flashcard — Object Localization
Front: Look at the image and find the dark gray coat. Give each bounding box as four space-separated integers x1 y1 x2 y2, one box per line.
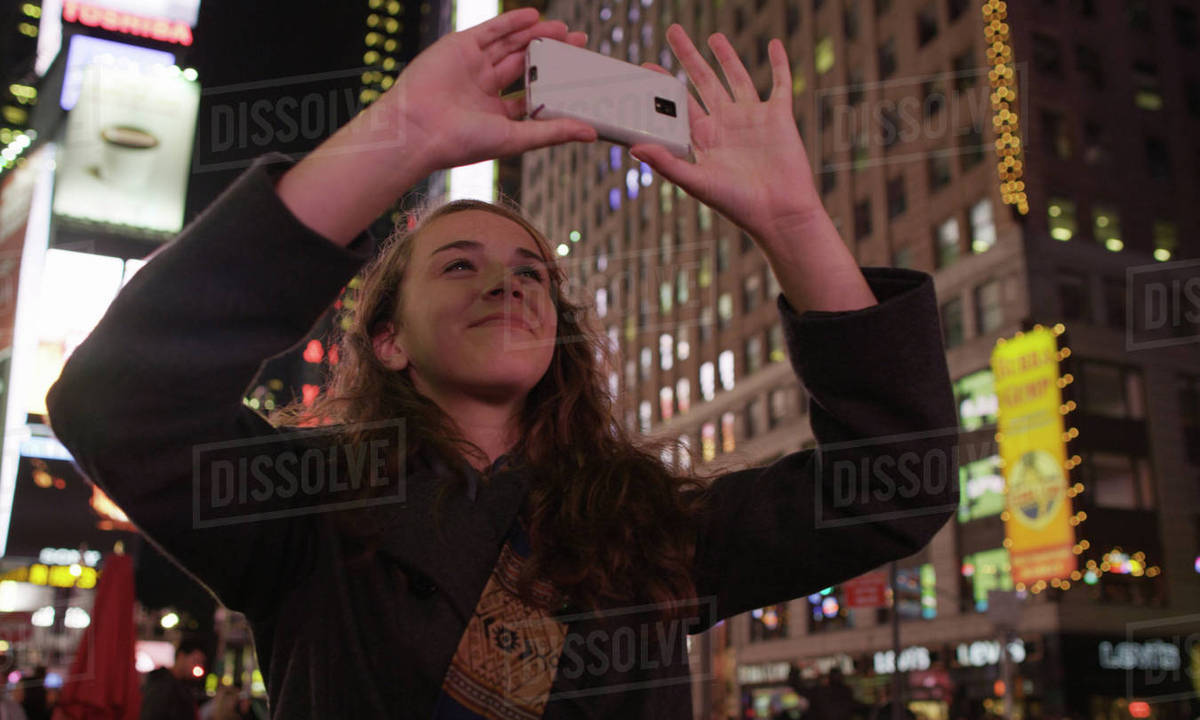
46 153 960 719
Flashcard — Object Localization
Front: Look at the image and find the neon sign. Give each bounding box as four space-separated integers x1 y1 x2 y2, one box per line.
62 1 193 46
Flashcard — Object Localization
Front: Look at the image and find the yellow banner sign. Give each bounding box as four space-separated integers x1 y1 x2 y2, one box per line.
991 326 1076 585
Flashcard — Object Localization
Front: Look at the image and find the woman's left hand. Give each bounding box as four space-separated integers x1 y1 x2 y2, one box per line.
630 25 822 248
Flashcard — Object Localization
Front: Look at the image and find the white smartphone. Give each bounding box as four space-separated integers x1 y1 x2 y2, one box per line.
525 37 692 159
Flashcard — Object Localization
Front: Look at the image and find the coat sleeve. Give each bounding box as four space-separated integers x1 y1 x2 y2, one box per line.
687 266 960 629
44 152 379 618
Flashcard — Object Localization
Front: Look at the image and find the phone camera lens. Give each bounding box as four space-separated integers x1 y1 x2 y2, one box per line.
654 97 676 117
529 66 538 83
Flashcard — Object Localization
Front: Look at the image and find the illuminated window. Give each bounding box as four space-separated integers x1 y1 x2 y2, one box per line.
718 350 735 391
1132 60 1163 110
660 386 674 421
935 216 961 267
961 548 1012 612
1152 220 1177 261
660 232 672 263
958 454 1005 522
969 199 995 253
639 400 652 433
595 288 608 318
698 203 712 231
718 292 733 330
699 306 714 344
676 269 689 305
660 281 673 314
954 369 998 431
677 435 692 471
700 362 716 401
815 36 834 75
720 411 736 453
768 387 790 428
1047 197 1077 241
768 324 785 363
626 169 640 199
749 604 789 641
608 188 621 211
640 346 652 380
676 325 690 361
677 378 691 414
807 586 852 632
742 274 761 313
660 333 674 370
1092 204 1123 251
717 234 730 272
701 422 717 462
884 563 937 620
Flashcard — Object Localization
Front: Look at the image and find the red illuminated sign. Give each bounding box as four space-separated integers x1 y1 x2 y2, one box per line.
62 1 194 46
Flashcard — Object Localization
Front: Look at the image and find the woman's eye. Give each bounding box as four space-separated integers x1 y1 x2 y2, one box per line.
517 266 545 282
445 259 474 272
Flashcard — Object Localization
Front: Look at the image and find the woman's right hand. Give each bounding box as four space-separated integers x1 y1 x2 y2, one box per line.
382 7 598 173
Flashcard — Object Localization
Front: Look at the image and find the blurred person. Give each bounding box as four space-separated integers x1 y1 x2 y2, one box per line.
0 683 28 720
140 639 205 720
18 668 47 720
805 668 868 720
44 8 959 719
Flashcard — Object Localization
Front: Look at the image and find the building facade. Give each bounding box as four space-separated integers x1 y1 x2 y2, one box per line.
521 0 1200 718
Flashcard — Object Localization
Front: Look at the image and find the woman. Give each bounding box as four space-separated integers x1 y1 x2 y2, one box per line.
46 9 959 719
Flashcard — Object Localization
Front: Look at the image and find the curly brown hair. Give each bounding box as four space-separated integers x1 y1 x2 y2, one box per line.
269 195 725 619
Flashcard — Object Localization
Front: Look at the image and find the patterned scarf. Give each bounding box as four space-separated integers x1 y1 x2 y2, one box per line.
432 514 570 720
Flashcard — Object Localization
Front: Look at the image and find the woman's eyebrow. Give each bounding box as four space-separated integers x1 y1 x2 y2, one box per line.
429 239 546 264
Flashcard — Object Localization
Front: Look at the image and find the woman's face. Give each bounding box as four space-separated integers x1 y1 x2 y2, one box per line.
374 209 558 405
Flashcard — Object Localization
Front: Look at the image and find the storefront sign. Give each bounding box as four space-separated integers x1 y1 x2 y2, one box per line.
873 646 931 674
842 571 888 608
736 662 792 685
990 327 1076 585
955 639 1025 667
62 0 195 45
38 547 102 567
1098 640 1181 671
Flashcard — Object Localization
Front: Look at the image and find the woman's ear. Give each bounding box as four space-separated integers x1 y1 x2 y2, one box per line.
372 322 409 372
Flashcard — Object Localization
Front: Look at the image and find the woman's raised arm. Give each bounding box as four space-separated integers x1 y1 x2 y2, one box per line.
275 7 597 246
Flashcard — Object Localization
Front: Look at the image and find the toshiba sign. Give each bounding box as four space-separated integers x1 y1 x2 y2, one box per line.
62 0 194 46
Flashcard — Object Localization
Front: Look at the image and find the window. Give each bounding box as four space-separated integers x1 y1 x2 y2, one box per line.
700 362 715 401
1033 33 1062 74
1126 0 1151 31
953 49 976 92
815 36 835 75
639 346 653 380
886 176 907 219
742 273 762 313
720 411 736 453
1178 374 1200 464
928 154 952 192
1153 220 1178 261
922 77 946 118
961 548 1013 613
960 126 985 169
745 336 762 375
1092 204 1123 251
892 247 913 268
879 106 901 149
1174 5 1198 47
974 280 1004 334
807 586 853 632
701 421 716 461
877 37 897 79
969 199 996 253
1058 270 1091 322
881 563 937 621
917 2 938 46
717 234 730 271
768 387 791 428
875 0 891 16
718 350 735 391
660 333 674 371
1145 136 1171 181
639 400 652 433
1082 120 1107 165
853 199 872 241
847 69 865 106
1047 196 1078 241
936 217 961 268
749 604 789 642
786 2 800 35
660 281 673 314
942 298 964 348
768 324 785 363
820 161 837 195
948 0 968 21
1078 360 1145 419
659 386 674 421
1042 109 1071 158
699 306 714 344
1074 44 1104 90
717 292 733 330
1081 452 1155 509
1102 277 1127 330
676 378 691 414
843 2 860 40
1133 60 1163 110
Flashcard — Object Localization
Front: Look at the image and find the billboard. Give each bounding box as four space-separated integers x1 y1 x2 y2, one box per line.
59 35 176 112
990 325 1077 586
53 54 199 233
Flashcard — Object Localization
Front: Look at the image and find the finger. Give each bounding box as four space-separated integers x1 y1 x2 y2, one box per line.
767 38 793 105
502 95 527 120
707 32 757 103
629 143 705 197
566 30 587 47
505 118 597 156
665 24 729 109
484 19 568 64
473 7 539 47
494 48 528 90
642 62 707 119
